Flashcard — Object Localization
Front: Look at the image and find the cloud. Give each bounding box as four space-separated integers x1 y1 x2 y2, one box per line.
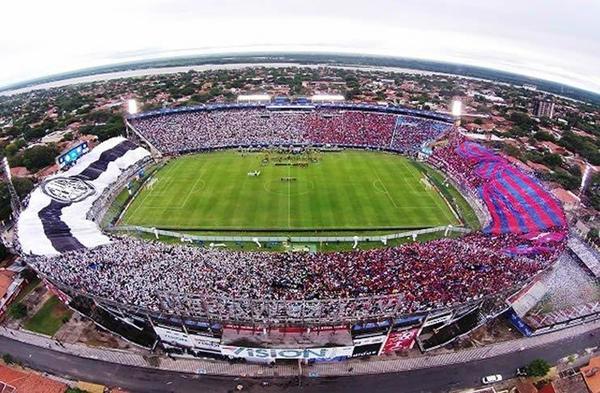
0 0 598 93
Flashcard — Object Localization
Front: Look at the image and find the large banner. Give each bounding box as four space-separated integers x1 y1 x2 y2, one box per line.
220 346 354 361
18 137 150 256
381 328 419 354
154 326 221 353
189 334 222 353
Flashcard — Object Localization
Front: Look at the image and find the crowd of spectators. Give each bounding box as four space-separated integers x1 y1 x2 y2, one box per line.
428 136 483 190
429 135 567 235
20 108 569 320
390 115 452 152
130 108 450 154
26 231 565 315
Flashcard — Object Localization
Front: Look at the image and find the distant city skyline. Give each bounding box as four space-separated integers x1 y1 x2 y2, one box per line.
1 0 599 93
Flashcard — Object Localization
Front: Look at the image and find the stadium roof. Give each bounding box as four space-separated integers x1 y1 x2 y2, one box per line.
508 279 549 317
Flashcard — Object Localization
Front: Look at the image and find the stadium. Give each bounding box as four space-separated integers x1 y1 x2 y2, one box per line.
15 98 568 360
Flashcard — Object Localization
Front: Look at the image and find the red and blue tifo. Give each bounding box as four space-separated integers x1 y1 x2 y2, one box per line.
455 142 566 235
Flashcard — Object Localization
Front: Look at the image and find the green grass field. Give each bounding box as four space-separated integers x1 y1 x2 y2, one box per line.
121 150 461 232
24 296 72 336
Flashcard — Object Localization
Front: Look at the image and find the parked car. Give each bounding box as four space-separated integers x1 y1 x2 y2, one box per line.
482 374 503 384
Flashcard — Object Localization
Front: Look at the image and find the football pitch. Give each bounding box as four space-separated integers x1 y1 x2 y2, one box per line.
121 150 461 231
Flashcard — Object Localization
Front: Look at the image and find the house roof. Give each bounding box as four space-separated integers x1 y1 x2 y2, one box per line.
551 188 581 205
0 364 67 393
35 164 60 179
9 167 31 178
553 374 589 393
0 270 15 299
539 141 567 155
516 380 538 393
538 383 556 393
526 161 552 173
582 356 600 393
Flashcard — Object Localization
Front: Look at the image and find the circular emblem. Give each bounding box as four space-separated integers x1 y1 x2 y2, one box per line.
42 176 96 203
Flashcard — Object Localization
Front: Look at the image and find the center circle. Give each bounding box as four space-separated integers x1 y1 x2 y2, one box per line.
263 178 314 196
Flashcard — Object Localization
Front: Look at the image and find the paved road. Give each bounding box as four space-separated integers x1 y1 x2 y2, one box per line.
1 329 599 393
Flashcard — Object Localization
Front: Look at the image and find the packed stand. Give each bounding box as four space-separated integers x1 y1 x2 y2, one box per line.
302 110 396 147
390 115 452 152
130 108 450 153
26 231 565 316
429 137 567 235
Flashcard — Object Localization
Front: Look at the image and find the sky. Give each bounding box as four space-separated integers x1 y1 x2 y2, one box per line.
1 0 599 93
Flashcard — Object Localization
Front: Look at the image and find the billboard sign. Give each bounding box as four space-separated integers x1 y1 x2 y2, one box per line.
154 326 193 347
382 328 419 353
507 309 533 337
352 334 387 358
352 343 383 358
189 335 221 353
154 326 222 353
220 346 354 360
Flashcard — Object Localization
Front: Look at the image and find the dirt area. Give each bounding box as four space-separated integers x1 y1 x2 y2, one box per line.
54 312 148 353
468 318 523 347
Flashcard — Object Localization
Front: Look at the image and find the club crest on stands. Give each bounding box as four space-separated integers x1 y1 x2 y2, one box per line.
42 176 96 203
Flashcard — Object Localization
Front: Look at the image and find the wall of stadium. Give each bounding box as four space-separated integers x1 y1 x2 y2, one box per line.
36 271 516 358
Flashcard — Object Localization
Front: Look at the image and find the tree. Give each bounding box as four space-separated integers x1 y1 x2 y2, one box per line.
0 178 33 222
533 131 555 142
81 113 124 141
526 358 551 377
587 228 599 243
8 303 27 319
544 169 581 191
0 182 12 221
539 153 562 168
22 145 58 172
12 177 34 198
4 139 26 157
2 354 14 364
586 172 600 210
510 111 538 133
557 131 600 165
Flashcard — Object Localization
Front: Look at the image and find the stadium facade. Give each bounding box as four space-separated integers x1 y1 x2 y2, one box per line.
16 101 570 362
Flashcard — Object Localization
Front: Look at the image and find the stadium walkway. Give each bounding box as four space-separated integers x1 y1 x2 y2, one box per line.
1 321 598 378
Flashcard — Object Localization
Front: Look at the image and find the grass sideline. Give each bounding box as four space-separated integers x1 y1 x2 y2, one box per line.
24 296 72 336
121 150 464 233
413 162 481 230
126 228 466 252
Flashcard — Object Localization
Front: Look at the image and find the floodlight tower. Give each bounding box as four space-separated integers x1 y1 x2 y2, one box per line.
123 98 163 158
127 99 139 115
579 163 593 198
124 99 138 138
2 157 22 218
451 99 463 127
